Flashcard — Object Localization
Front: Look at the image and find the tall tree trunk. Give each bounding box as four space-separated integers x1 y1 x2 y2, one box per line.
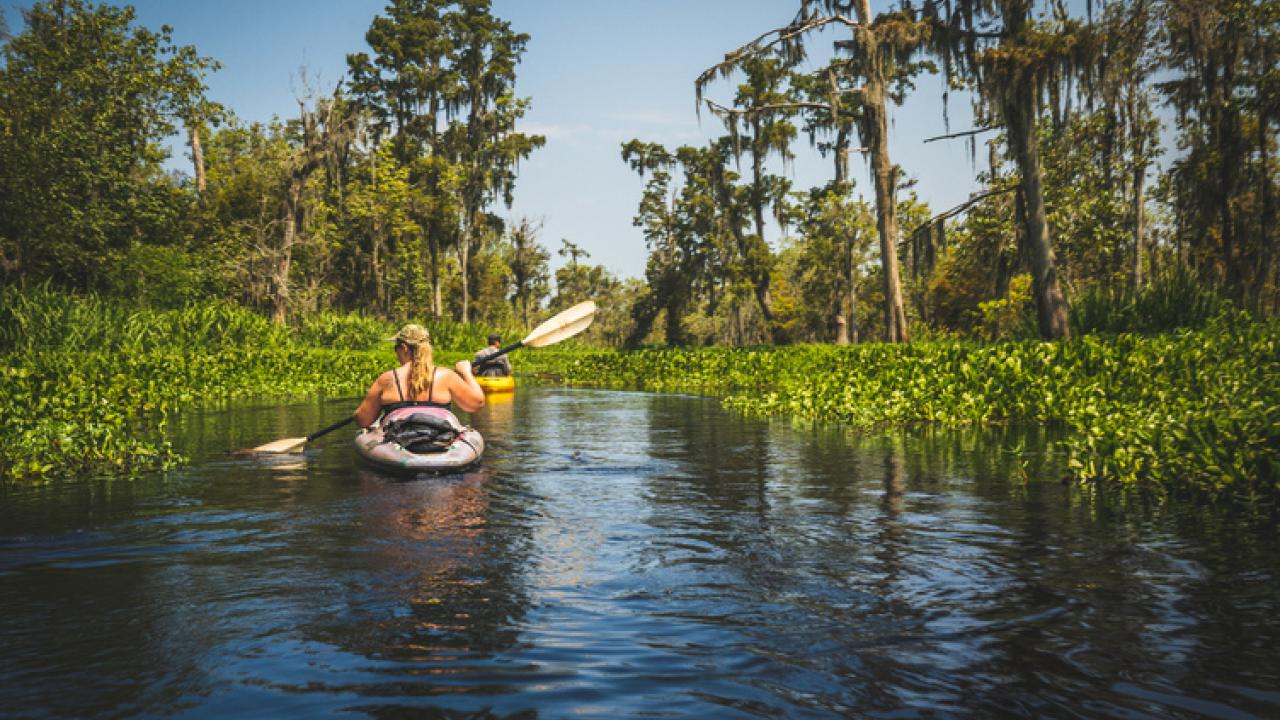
422 89 443 319
854 0 909 342
748 119 774 328
752 280 773 329
1128 86 1147 292
848 227 860 343
1131 161 1147 292
1218 109 1241 295
456 212 473 323
189 125 206 194
865 78 909 342
429 238 442 318
371 223 385 316
274 177 303 325
1258 103 1274 311
835 126 849 185
459 74 486 325
835 227 851 345
1004 82 1070 340
458 237 471 323
834 115 855 345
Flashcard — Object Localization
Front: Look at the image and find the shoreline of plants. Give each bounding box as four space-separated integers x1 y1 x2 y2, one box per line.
527 318 1279 511
0 288 504 481
3 290 1276 515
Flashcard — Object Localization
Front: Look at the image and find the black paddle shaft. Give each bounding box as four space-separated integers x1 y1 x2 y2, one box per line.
307 415 356 442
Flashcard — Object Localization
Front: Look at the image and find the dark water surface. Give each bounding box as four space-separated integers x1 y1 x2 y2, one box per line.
2 388 1278 719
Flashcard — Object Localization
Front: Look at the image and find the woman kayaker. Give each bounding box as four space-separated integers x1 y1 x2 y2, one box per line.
353 323 485 427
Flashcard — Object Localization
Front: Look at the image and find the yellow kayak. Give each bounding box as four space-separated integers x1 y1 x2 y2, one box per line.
475 375 515 394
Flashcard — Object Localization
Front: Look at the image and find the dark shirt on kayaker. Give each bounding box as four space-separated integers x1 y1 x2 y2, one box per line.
473 347 512 377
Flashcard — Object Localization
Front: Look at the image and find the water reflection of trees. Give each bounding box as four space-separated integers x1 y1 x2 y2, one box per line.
630 397 1280 714
857 428 1280 716
274 391 535 669
272 391 552 713
303 467 534 666
0 533 217 716
7 393 1280 716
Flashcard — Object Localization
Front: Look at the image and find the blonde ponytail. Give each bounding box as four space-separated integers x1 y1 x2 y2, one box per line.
405 341 435 398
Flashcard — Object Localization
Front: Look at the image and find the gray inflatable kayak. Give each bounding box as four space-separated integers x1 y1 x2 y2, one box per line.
354 407 484 473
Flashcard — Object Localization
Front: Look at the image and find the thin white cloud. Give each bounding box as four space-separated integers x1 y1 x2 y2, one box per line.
518 121 598 143
604 110 689 127
519 120 705 149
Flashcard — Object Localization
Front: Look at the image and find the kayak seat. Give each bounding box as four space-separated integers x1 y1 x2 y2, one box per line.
380 412 459 454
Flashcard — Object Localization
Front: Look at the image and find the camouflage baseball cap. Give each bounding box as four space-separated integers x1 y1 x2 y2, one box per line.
389 323 430 346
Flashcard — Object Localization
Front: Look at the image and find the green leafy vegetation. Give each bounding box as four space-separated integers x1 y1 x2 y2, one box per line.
1070 269 1235 335
5 285 1275 518
536 319 1280 510
0 289 484 481
0 0 1275 519
0 0 631 332
634 0 1276 347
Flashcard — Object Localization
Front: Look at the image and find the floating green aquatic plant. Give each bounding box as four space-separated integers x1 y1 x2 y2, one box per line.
531 320 1279 510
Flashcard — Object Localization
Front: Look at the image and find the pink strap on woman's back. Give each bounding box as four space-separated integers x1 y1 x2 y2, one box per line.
383 405 460 427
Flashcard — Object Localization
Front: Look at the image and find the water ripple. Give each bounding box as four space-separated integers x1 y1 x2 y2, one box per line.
1 389 1277 718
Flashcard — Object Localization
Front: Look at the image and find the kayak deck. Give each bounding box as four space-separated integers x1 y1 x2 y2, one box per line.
354 408 484 473
476 375 515 393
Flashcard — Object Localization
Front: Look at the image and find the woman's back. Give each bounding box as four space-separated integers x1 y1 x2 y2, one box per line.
353 324 485 428
381 364 451 409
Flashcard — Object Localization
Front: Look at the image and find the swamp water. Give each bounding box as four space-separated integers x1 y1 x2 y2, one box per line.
1 388 1278 718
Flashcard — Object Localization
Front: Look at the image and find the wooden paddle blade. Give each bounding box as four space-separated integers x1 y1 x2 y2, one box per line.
522 300 597 347
243 436 308 454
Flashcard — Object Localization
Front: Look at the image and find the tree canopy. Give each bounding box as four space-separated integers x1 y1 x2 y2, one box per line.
0 0 1274 345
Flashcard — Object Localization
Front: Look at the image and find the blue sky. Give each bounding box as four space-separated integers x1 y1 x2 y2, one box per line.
3 0 984 278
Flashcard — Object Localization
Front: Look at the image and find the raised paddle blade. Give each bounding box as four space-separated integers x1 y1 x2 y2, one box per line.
522 300 597 348
241 436 309 454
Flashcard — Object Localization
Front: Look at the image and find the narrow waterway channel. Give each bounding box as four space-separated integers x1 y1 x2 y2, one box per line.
2 387 1277 718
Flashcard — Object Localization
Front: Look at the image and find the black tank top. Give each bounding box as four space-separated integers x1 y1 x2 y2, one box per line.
382 366 450 413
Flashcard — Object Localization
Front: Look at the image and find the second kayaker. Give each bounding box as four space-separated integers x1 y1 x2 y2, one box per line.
472 333 513 377
353 323 485 426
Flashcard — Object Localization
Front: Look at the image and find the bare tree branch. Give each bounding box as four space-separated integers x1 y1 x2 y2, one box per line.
905 184 1019 241
695 14 860 117
922 126 1003 143
701 99 870 154
703 98 835 116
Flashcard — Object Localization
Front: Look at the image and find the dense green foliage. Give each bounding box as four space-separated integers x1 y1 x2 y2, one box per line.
0 0 632 331
639 0 1277 346
0 0 1274 520
541 319 1280 509
3 0 1272 347
3 285 1274 519
0 0 218 290
0 289 501 481
1069 268 1236 335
